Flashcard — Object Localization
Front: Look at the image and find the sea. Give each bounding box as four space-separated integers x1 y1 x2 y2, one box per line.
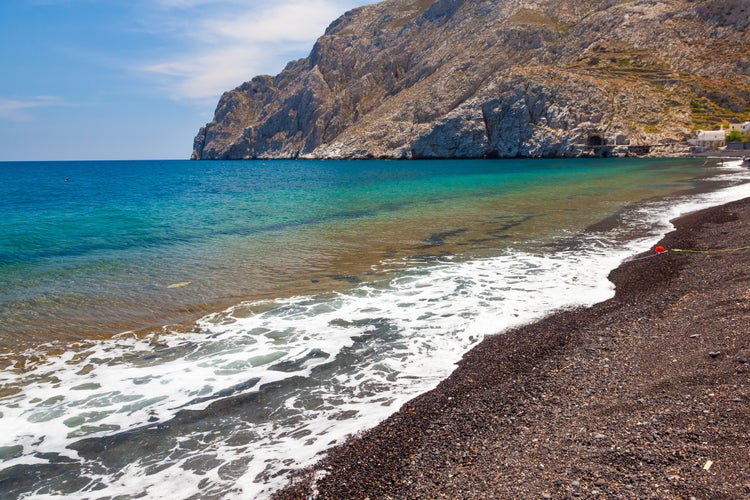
1 157 749 498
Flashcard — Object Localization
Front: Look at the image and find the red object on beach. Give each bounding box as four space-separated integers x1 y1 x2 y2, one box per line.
655 245 666 254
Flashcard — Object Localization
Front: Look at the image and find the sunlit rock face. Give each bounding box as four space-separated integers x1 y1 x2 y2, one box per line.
192 0 750 160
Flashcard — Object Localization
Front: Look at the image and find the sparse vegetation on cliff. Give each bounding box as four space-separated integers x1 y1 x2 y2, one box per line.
193 0 750 160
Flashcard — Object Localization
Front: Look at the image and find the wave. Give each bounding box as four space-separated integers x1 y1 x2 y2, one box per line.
2 160 750 499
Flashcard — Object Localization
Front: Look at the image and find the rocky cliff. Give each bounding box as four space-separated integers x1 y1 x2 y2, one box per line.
192 0 750 160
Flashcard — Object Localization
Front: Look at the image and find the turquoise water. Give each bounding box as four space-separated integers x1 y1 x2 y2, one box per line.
0 158 729 346
2 157 750 498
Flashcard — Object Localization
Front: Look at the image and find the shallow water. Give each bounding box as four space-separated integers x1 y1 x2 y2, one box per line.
1 158 749 498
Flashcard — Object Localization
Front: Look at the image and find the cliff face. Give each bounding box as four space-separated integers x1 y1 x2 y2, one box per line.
192 0 750 160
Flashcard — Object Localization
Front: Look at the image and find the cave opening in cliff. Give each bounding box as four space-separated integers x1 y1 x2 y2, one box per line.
587 133 605 147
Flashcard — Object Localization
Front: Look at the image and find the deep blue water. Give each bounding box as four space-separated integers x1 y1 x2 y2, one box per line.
0 158 741 344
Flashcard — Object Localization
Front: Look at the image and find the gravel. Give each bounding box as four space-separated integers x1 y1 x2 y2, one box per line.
275 198 750 499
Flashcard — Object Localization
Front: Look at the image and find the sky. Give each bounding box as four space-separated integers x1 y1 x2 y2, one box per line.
0 0 372 161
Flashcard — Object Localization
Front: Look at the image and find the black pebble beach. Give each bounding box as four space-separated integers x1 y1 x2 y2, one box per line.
276 198 750 499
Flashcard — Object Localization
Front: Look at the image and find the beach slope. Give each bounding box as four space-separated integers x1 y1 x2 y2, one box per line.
276 198 750 499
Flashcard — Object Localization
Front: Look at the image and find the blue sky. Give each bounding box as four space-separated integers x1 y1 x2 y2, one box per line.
0 0 371 161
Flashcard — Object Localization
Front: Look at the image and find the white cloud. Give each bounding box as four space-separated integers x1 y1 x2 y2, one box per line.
199 2 347 43
145 46 269 100
138 0 369 101
0 96 62 121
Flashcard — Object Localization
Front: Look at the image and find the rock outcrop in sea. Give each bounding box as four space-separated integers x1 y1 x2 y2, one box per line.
192 0 750 160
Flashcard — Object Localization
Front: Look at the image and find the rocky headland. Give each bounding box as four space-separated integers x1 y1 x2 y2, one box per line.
192 0 750 160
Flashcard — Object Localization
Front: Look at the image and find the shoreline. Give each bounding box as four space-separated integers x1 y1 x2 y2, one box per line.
691 150 749 159
275 197 750 499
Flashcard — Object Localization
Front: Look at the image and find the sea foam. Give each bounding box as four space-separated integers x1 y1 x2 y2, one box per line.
2 159 750 499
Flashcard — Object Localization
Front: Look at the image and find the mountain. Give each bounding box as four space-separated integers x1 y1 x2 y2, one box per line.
191 0 750 160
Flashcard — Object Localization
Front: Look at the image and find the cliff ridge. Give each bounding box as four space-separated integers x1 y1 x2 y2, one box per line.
193 0 750 160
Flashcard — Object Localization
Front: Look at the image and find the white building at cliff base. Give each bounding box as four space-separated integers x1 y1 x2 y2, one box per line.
690 128 726 149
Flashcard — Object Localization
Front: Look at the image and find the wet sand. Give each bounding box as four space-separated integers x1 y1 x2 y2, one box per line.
275 198 750 499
